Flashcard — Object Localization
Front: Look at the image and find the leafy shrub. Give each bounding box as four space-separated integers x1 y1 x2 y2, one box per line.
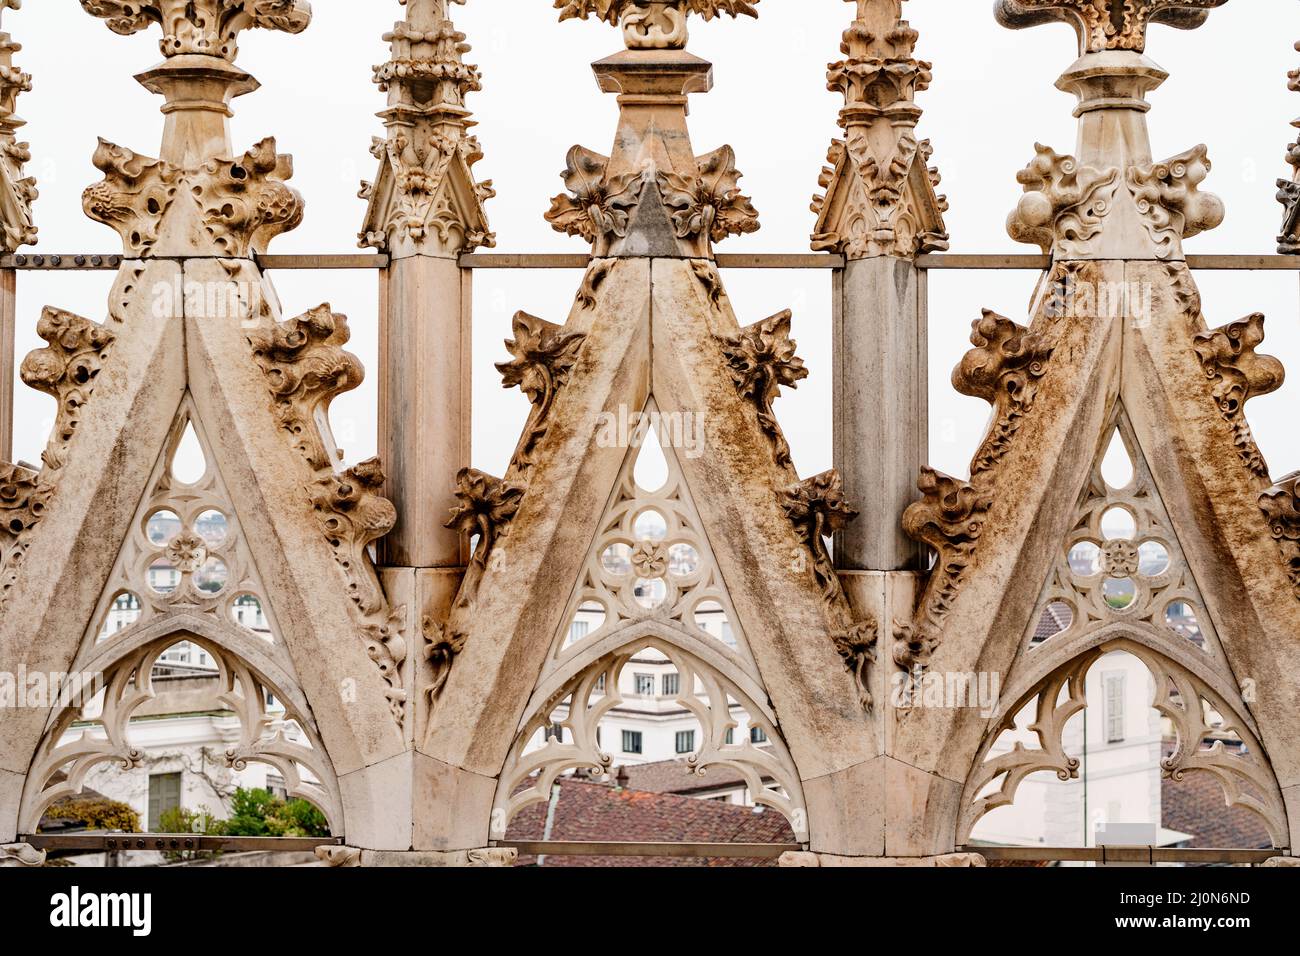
41 798 139 833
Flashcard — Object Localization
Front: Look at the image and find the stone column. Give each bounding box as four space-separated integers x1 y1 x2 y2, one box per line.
813 0 948 574
0 0 36 462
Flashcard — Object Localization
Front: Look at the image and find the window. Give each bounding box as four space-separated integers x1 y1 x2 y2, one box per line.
725 728 734 745
750 726 768 744
147 772 182 831
634 673 654 696
569 620 589 642
1104 672 1126 743
594 674 606 694
662 673 680 696
675 730 695 754
622 730 643 754
548 722 564 743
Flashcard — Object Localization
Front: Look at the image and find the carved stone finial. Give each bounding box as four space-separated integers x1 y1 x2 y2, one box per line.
811 0 947 260
995 0 1228 56
359 0 495 256
548 0 759 258
555 0 759 51
0 0 35 252
497 311 587 478
719 310 807 471
953 309 1054 478
80 0 312 61
1192 314 1285 481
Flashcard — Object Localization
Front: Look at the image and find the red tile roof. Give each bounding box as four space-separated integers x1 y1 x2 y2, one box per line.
505 778 796 867
1161 768 1273 851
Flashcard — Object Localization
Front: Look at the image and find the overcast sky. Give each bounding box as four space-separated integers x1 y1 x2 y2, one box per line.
7 0 1298 489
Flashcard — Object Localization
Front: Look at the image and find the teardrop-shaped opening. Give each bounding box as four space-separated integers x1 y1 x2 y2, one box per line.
1100 429 1134 490
171 422 208 485
632 419 669 494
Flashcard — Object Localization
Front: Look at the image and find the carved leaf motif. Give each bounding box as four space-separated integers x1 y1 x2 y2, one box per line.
445 467 526 603
1260 473 1300 600
197 138 304 257
82 140 180 257
657 146 760 244
719 310 807 470
1192 314 1284 480
545 145 642 254
423 615 468 707
780 469 858 606
1128 144 1224 259
554 0 759 26
1007 143 1118 255
1276 179 1300 255
81 0 312 60
497 311 587 477
954 309 1054 478
247 304 364 472
831 619 878 712
900 468 994 665
995 0 1227 55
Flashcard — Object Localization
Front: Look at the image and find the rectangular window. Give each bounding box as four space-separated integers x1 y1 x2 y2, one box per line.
663 673 680 697
147 772 182 831
675 730 695 754
725 728 734 745
569 620 589 643
634 673 654 696
1104 672 1126 743
622 730 643 755
750 726 768 744
265 774 288 801
594 674 606 693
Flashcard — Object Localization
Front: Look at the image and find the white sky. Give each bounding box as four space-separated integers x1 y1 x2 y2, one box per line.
7 1 1299 489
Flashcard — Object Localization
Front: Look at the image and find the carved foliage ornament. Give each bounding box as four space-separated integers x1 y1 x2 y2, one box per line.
995 0 1228 55
1259 473 1300 600
84 137 303 259
955 309 1054 478
656 145 760 245
1191 313 1284 481
900 467 993 665
80 0 312 61
445 467 525 604
780 469 858 607
719 310 807 471
1008 143 1118 256
1128 144 1224 259
0 3 36 253
247 305 409 727
247 304 362 472
545 145 642 256
555 0 759 50
831 618 878 712
497 311 587 478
